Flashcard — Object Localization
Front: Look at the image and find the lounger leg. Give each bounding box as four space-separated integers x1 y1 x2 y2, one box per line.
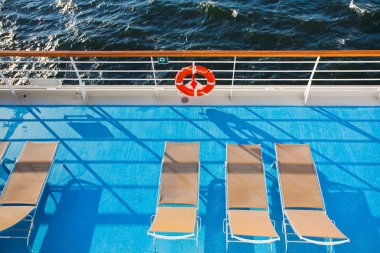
270 238 273 253
282 221 288 253
196 219 200 252
26 214 35 253
27 238 35 253
328 238 332 253
26 236 32 253
224 219 228 252
153 233 157 253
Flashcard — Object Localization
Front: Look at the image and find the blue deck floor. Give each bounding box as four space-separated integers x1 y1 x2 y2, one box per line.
0 105 379 253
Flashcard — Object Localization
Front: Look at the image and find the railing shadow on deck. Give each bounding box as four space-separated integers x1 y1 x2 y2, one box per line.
0 105 379 252
202 165 225 253
203 107 380 253
318 173 380 253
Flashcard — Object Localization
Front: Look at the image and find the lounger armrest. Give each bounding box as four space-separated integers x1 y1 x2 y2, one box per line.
196 216 201 232
223 218 228 234
150 214 155 224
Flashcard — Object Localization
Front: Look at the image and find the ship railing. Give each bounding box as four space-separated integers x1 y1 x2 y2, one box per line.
0 50 380 103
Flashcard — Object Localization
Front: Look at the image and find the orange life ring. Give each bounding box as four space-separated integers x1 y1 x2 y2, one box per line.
175 65 215 97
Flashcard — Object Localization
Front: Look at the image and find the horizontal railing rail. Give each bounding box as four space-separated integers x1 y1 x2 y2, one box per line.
0 50 380 103
1 50 380 57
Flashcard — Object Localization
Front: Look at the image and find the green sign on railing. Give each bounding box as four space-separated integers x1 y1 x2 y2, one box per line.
157 57 169 64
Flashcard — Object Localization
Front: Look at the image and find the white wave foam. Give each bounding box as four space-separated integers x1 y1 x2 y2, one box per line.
337 38 346 45
45 34 60 50
232 9 238 18
200 1 217 13
349 0 367 15
55 0 78 15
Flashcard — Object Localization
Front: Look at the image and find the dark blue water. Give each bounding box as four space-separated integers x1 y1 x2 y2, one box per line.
1 0 379 50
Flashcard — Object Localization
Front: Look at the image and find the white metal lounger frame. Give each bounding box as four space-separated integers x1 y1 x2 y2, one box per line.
0 142 59 253
273 144 350 253
147 142 201 252
223 144 280 252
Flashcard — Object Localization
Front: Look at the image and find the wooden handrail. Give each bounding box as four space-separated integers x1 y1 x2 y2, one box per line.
0 50 380 58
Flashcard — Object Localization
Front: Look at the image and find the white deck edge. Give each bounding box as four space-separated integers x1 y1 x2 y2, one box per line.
0 85 379 106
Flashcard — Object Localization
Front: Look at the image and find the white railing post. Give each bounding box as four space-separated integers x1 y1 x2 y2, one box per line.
304 56 320 104
230 56 236 99
0 70 16 97
151 57 158 99
70 57 88 102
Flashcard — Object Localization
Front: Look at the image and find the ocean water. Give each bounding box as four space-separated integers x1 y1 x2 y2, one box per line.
0 0 380 51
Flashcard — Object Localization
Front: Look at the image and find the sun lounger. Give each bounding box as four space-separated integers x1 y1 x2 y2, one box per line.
147 142 201 251
224 144 279 251
0 142 9 164
0 142 59 249
274 144 349 252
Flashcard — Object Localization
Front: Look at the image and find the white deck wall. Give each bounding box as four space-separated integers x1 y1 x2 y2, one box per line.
1 84 379 105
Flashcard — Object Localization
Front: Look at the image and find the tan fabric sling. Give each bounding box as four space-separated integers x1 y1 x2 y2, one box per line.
149 142 199 234
0 206 35 232
285 210 346 238
226 144 278 238
227 144 267 209
228 210 278 237
149 207 197 233
276 143 324 209
276 144 348 240
159 142 199 205
0 142 9 161
0 142 58 232
0 142 59 205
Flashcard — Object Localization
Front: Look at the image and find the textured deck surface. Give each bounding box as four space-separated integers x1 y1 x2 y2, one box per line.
0 105 379 253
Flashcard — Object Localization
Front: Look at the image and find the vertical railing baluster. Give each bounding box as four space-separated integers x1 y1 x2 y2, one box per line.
230 57 236 99
304 56 320 104
70 57 88 102
151 57 158 99
0 70 16 97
